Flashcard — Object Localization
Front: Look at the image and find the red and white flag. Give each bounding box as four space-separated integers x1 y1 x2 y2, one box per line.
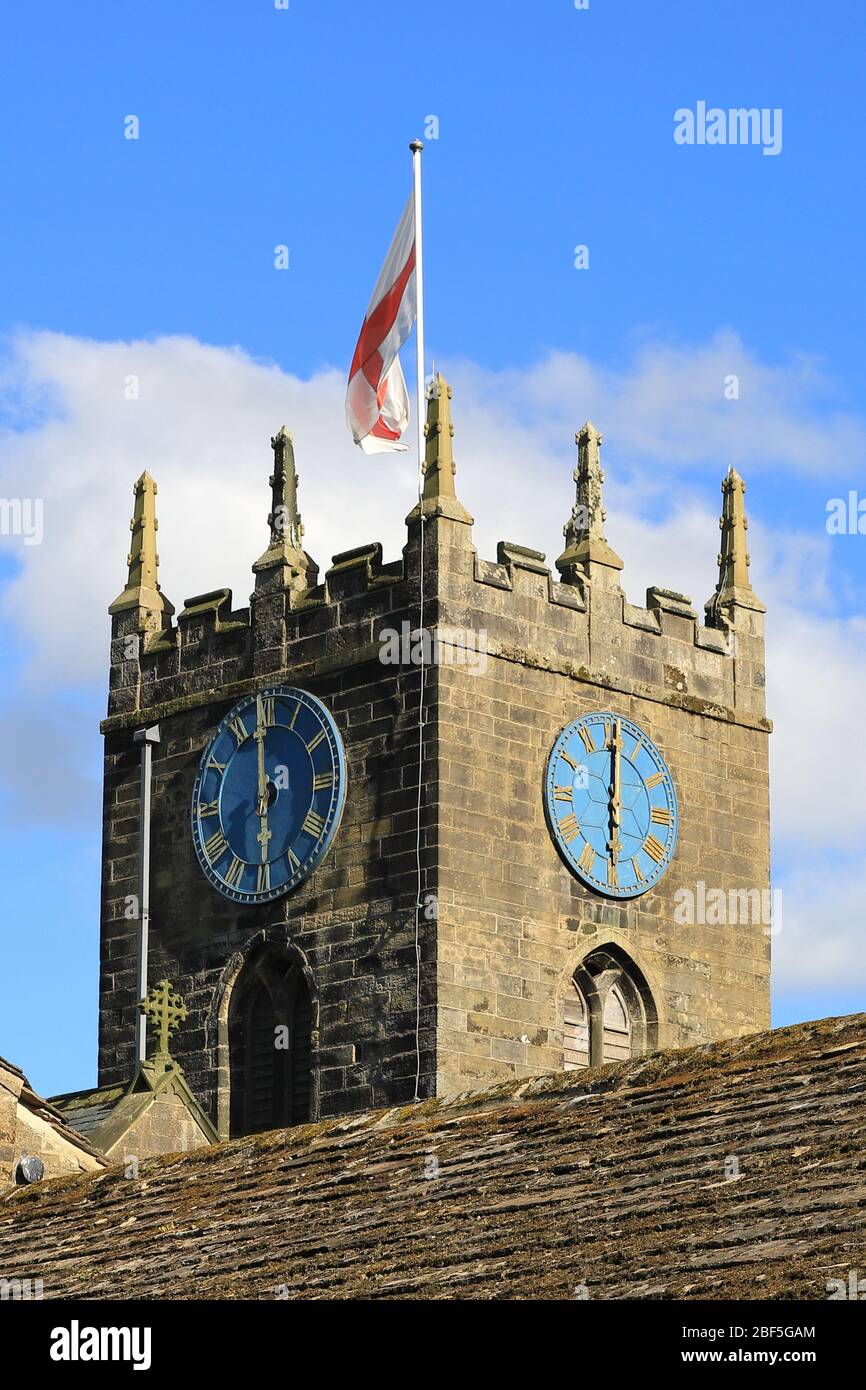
346 194 416 453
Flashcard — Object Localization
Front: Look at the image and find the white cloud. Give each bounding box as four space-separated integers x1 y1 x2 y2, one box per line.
0 331 418 684
772 857 866 989
1 327 864 998
452 332 866 478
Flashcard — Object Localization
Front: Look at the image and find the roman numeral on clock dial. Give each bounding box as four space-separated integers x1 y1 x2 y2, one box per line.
303 809 325 837
203 829 228 864
224 856 245 889
228 716 248 746
558 813 580 842
642 834 666 864
577 842 595 874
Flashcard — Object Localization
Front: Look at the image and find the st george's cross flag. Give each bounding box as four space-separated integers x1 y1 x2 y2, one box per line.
346 194 416 452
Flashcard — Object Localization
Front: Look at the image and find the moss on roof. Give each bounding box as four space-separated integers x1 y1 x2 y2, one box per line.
2 1013 865 1300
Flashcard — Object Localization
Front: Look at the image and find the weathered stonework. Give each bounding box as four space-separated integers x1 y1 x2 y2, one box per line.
0 1058 106 1187
98 382 771 1126
101 509 440 1126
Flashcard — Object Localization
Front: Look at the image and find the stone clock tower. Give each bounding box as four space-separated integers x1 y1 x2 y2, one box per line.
98 378 771 1134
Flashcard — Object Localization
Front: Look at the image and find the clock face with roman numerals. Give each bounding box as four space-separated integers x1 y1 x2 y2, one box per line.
191 685 347 904
544 711 678 899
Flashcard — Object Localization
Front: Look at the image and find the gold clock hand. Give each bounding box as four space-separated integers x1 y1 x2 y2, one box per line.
608 718 622 864
257 813 272 862
253 694 272 862
255 694 267 813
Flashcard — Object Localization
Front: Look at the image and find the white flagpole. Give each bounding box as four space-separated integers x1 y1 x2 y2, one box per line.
410 139 425 488
409 138 425 1103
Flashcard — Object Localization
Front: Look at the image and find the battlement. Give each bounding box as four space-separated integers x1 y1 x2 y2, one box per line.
455 547 763 727
104 378 766 733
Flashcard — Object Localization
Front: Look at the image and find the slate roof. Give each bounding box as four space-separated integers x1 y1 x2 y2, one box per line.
49 1084 127 1139
49 1063 218 1156
1 1013 865 1300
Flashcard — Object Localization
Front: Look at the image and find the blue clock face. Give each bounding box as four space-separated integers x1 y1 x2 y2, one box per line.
191 686 347 904
544 711 678 899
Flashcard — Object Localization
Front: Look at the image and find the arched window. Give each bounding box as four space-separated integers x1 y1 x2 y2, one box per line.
229 949 313 1137
563 978 591 1070
563 946 656 1071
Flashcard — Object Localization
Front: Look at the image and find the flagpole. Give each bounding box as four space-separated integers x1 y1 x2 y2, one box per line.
410 140 425 489
410 138 425 1104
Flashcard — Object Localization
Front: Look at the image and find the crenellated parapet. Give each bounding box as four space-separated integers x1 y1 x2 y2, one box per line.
105 379 767 731
413 397 767 726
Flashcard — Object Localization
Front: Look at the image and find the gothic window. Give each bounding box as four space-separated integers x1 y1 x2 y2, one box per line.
229 949 313 1137
563 947 656 1071
563 978 591 1070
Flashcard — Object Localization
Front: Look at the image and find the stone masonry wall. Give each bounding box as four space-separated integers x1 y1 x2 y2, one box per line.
431 527 771 1096
100 538 439 1128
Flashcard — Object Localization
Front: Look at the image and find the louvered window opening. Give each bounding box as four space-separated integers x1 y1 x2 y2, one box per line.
230 963 312 1137
563 977 635 1070
563 978 591 1070
602 984 632 1063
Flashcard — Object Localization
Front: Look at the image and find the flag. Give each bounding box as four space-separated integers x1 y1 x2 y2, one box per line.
346 194 416 453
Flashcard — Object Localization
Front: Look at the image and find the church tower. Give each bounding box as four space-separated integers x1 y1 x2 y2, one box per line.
98 382 771 1133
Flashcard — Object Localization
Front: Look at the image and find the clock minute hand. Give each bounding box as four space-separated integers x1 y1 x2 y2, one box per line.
254 695 271 862
255 695 267 808
607 719 622 864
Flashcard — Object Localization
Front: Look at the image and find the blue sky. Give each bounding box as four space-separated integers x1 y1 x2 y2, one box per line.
1 0 865 1096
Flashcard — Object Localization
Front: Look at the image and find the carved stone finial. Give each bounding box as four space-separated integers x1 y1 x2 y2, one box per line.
406 374 473 527
109 471 175 621
556 422 623 581
253 427 319 593
706 466 765 622
270 426 304 550
140 979 187 1063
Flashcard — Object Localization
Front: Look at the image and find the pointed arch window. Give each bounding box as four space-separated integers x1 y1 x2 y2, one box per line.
229 949 313 1137
562 947 656 1071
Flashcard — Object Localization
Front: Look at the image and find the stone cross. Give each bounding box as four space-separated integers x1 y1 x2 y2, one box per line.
140 979 188 1060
